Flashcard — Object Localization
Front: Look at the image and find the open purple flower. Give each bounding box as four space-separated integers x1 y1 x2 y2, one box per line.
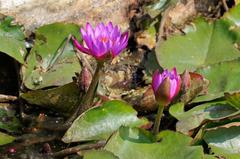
152 67 181 106
73 22 128 61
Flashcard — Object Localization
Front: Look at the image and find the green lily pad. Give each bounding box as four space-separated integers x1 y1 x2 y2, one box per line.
223 4 240 26
193 59 240 102
20 82 80 115
104 127 204 159
225 92 240 110
169 102 239 134
155 4 240 102
62 100 148 143
0 131 15 146
0 16 26 63
203 123 240 159
22 22 81 89
83 150 119 159
0 103 21 133
156 17 240 73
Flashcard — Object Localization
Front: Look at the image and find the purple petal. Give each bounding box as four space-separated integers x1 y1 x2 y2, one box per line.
81 28 93 50
86 23 94 37
152 70 162 93
169 79 177 99
73 38 90 54
171 67 178 77
107 22 113 32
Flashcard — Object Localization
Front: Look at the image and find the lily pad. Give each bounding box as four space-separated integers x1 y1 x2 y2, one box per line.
225 92 240 110
203 123 240 159
156 17 240 73
223 3 240 26
62 100 148 143
193 59 240 102
0 103 21 133
20 82 80 115
83 150 119 159
104 127 204 159
22 22 81 89
0 131 15 146
169 102 239 134
155 4 240 102
0 16 26 63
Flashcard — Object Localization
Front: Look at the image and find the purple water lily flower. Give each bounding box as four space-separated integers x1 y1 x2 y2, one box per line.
152 67 181 106
73 22 128 61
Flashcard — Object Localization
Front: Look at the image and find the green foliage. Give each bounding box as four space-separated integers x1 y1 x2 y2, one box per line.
156 17 240 73
104 127 204 159
22 23 81 89
20 82 80 115
62 100 148 143
84 150 119 159
170 102 239 134
0 132 15 146
0 17 26 63
0 104 21 133
203 123 240 159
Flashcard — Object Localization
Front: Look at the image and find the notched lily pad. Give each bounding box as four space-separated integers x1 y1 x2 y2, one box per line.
83 150 119 159
0 16 26 63
21 82 81 115
169 101 239 135
62 100 148 143
203 123 240 159
225 92 240 110
104 127 204 159
194 59 240 102
22 22 82 89
0 103 21 133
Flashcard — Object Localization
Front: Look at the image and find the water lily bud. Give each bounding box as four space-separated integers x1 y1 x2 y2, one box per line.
73 22 128 61
152 68 181 106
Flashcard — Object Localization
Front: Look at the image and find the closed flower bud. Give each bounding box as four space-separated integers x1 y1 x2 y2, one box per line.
152 68 181 106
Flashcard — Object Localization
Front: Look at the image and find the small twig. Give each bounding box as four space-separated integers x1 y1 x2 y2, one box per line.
49 140 106 157
10 134 59 151
222 0 229 11
0 94 17 102
36 122 70 131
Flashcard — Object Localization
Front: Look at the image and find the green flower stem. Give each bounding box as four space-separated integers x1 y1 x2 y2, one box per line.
77 61 104 115
153 103 164 136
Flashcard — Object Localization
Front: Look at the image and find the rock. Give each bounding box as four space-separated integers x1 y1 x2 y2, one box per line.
0 0 135 32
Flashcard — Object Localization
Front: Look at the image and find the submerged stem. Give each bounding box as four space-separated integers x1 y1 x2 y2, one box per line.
153 103 164 136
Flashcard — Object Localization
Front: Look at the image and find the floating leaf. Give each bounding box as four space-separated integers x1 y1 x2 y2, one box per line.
83 150 119 159
155 4 240 102
169 101 239 134
223 3 240 26
225 92 240 110
156 17 240 73
20 82 80 115
22 23 81 89
0 103 21 133
62 100 148 143
203 123 240 159
0 131 15 146
104 127 204 159
0 16 26 63
194 59 240 102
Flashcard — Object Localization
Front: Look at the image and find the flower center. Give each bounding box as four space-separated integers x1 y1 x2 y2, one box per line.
100 37 108 43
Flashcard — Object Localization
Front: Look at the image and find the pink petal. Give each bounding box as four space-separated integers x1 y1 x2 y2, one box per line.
152 70 162 93
73 38 90 54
